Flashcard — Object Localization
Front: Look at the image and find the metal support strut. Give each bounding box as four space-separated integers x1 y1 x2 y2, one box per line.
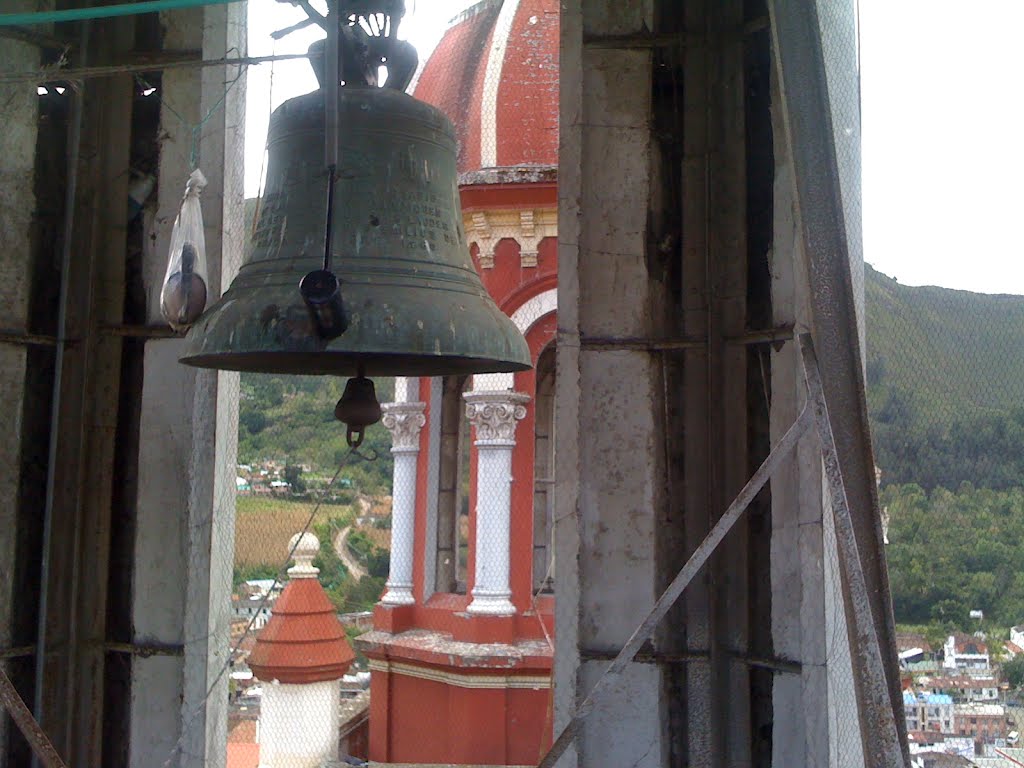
537 333 907 768
0 668 68 768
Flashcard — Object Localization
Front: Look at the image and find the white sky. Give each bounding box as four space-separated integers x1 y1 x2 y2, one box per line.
245 0 1024 296
244 0 471 196
860 0 1024 295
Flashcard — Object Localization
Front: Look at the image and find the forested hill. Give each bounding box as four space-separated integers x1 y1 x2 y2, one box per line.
865 264 1024 418
238 374 395 494
865 264 1024 491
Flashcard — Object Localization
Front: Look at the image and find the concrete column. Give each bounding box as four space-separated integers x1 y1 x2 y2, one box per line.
464 391 528 616
129 4 245 767
0 6 43 758
768 93 831 766
380 401 426 605
179 6 246 767
129 13 202 767
556 0 664 764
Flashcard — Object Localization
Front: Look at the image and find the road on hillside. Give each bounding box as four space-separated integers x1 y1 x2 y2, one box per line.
333 526 367 581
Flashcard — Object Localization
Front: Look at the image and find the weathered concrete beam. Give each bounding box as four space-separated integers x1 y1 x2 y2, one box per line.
0 2 44 759
557 0 665 765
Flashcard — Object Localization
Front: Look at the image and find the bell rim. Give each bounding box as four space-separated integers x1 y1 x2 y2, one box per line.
179 351 533 377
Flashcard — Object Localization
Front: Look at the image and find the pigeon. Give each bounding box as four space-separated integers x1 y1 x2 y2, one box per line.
161 241 207 330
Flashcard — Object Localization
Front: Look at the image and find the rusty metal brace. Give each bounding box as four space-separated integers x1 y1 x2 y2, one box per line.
0 666 68 768
798 333 906 766
537 333 905 768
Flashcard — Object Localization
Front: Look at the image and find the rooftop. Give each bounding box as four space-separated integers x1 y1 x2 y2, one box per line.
904 692 954 705
953 703 1006 716
413 0 558 175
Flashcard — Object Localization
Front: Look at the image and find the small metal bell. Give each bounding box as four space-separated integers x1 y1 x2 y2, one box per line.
335 376 383 447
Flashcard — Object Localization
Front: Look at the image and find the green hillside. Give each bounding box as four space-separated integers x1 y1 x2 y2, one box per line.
238 373 394 494
865 264 1024 490
865 264 1024 418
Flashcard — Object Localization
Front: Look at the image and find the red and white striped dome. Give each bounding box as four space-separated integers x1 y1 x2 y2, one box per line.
412 0 559 175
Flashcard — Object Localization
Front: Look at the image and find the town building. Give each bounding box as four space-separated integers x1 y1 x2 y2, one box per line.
927 676 1000 704
944 634 991 673
1010 626 1024 651
231 594 275 632
898 633 937 665
953 703 1014 747
907 732 977 760
904 691 955 734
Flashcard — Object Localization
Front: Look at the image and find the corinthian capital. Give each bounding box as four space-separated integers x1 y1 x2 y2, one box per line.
381 401 427 452
463 391 530 444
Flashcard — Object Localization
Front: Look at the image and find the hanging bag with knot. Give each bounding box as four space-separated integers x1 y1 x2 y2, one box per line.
161 169 209 331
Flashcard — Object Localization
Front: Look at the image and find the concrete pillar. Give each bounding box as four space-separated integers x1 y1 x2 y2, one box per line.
380 401 426 605
129 4 245 767
555 0 665 764
0 5 44 758
768 64 831 766
179 4 246 766
464 390 528 616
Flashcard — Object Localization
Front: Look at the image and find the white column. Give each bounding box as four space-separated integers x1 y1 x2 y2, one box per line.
380 401 426 605
260 680 340 768
464 391 529 616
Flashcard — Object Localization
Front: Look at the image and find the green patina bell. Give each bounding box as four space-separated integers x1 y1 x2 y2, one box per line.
180 84 531 377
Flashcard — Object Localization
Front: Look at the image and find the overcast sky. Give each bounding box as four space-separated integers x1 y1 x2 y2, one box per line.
244 0 1024 296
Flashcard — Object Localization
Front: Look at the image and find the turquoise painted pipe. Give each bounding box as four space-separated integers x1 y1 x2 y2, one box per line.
0 0 241 27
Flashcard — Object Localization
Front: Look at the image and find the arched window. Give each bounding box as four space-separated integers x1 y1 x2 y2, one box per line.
435 375 472 594
533 344 556 593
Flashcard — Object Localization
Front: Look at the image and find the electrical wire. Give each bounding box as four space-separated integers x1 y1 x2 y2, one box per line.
161 446 375 768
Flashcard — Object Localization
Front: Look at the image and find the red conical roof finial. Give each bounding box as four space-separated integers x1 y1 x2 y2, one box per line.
248 532 356 685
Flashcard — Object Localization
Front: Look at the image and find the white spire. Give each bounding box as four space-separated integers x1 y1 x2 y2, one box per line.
287 531 320 579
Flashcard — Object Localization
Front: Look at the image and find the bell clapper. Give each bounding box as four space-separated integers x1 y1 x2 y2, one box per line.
335 365 383 448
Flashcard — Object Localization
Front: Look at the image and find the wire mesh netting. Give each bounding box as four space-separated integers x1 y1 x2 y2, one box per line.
215 373 394 767
829 0 1024 761
866 271 1024 766
815 0 869 761
153 0 1004 764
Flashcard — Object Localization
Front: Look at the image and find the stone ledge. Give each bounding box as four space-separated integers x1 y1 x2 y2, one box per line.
355 628 553 671
459 165 558 186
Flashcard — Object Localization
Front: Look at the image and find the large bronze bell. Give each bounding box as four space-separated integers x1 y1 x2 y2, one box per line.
180 82 531 377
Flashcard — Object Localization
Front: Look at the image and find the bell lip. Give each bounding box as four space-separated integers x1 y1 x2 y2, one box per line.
178 351 533 377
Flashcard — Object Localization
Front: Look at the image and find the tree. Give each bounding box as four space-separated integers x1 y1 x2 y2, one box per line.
240 408 267 435
284 464 306 493
1004 656 1024 690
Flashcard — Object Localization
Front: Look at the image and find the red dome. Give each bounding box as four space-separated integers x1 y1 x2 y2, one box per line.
413 0 559 175
248 579 356 685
